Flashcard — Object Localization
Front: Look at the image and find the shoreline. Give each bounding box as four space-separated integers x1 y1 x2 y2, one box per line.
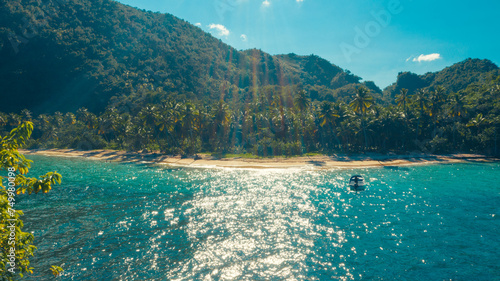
19 149 498 170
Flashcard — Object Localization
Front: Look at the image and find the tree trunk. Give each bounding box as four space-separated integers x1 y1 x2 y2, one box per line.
362 117 368 151
495 128 498 156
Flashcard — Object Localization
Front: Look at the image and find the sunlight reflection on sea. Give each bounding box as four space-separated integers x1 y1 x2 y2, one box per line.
19 156 500 280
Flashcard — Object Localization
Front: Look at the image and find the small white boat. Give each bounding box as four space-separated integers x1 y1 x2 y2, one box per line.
349 175 365 191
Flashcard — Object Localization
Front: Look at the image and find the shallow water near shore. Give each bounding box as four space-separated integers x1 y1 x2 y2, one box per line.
18 155 500 280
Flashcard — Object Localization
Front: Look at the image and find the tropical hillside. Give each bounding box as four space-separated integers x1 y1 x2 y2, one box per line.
0 0 499 156
0 0 375 114
384 58 499 98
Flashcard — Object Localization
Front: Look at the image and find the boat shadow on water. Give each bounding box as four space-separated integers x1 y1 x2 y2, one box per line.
307 160 327 166
382 165 410 171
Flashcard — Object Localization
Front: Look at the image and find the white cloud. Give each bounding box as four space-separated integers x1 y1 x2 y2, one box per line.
208 24 230 37
240 34 247 41
296 0 304 2
412 53 442 62
262 0 271 7
195 22 202 27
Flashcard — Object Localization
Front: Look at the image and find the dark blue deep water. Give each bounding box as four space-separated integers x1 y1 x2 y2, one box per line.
16 156 500 280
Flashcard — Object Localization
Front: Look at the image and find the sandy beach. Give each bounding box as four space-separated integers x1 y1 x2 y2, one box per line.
19 149 497 169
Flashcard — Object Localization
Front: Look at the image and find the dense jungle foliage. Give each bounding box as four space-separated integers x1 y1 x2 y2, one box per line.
1 70 500 157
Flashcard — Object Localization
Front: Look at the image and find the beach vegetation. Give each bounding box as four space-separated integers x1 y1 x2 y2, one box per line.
0 122 63 280
1 71 499 158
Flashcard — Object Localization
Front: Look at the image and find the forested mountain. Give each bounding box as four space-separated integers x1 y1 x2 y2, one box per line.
0 0 373 114
384 58 499 99
1 0 499 157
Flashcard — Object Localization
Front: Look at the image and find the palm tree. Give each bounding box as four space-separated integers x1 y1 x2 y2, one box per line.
228 108 243 150
430 87 446 115
319 101 342 151
394 90 412 149
448 93 467 149
413 89 429 115
212 100 231 152
0 114 6 130
294 89 311 153
76 108 98 130
294 90 311 113
349 87 374 115
491 116 500 156
53 112 64 127
180 102 199 153
35 114 58 143
8 113 21 127
349 87 374 150
272 95 288 141
466 113 486 135
333 102 349 149
448 93 466 119
98 108 120 143
429 86 447 138
21 109 32 121
412 89 430 142
64 112 76 125
155 101 180 149
36 114 50 129
395 88 410 117
137 106 158 148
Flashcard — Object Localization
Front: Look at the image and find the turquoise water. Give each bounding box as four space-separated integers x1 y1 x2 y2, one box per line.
17 156 500 280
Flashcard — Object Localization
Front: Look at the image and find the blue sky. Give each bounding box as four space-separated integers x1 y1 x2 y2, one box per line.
115 0 500 89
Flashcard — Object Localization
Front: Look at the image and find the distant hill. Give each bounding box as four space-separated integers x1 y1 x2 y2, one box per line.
274 53 383 101
384 58 499 98
0 0 372 114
